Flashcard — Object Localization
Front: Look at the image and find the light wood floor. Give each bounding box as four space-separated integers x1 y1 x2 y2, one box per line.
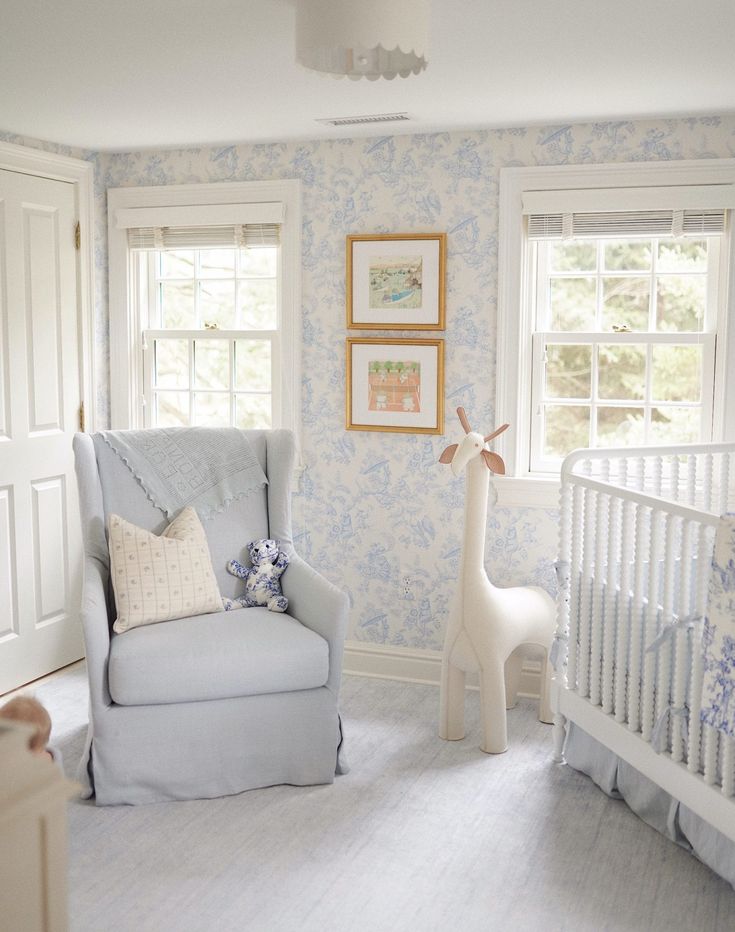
25 663 735 932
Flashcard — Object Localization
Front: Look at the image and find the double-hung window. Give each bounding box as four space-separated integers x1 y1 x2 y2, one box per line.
138 233 278 429
528 213 720 473
497 163 735 503
108 181 301 437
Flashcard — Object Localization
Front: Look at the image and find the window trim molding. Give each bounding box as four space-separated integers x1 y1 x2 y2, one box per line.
496 158 735 507
108 179 302 443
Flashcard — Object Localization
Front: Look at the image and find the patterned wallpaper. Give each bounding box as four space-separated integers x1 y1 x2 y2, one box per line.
4 115 735 649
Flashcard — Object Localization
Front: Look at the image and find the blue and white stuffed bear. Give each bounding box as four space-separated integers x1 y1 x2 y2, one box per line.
222 539 289 613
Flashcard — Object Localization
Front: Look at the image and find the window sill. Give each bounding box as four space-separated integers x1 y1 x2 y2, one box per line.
494 475 561 509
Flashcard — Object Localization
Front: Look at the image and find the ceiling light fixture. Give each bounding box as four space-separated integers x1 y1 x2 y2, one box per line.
295 0 429 81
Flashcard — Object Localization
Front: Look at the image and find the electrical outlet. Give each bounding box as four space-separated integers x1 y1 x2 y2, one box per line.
402 575 412 599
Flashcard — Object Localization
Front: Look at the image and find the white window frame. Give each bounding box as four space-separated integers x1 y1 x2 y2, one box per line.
140 250 281 430
530 237 719 473
108 180 301 444
497 160 735 508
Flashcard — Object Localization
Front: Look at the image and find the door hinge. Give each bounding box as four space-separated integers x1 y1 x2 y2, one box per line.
78 401 85 432
75 221 81 250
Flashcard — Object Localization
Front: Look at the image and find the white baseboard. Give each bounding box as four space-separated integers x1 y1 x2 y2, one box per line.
343 641 542 699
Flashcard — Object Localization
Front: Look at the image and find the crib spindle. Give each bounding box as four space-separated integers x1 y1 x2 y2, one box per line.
672 519 694 763
652 455 663 497
590 491 608 707
719 452 731 514
654 515 678 739
615 499 634 723
641 508 663 743
567 485 585 692
687 522 712 775
703 453 714 512
602 494 621 714
722 741 735 798
669 454 680 505
686 454 697 507
704 726 719 786
578 488 597 699
628 504 649 734
555 481 573 682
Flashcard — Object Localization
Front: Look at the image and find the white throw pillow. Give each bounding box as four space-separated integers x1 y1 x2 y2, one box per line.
109 507 222 634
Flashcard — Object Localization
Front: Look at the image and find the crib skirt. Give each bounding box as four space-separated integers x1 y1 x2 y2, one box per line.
564 722 735 890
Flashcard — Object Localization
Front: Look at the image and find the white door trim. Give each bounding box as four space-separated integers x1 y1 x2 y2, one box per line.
0 141 96 432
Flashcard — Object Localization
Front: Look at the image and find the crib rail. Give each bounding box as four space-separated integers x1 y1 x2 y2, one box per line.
556 442 735 800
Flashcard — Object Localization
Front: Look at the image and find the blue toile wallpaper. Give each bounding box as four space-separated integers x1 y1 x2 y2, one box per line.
3 115 735 649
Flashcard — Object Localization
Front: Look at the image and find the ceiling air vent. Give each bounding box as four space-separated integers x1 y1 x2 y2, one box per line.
316 112 411 128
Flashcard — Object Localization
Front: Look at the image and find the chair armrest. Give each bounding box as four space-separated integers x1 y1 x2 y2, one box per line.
80 555 112 711
281 555 349 694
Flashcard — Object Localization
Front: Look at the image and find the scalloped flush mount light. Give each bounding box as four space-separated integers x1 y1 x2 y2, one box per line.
295 0 429 81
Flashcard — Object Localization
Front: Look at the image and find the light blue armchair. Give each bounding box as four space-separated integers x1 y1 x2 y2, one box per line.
73 429 348 805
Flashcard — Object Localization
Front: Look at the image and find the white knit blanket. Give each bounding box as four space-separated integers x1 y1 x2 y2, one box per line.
100 428 268 520
700 514 735 739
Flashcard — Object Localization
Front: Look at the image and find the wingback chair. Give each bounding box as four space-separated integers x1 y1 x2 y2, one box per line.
73 429 349 805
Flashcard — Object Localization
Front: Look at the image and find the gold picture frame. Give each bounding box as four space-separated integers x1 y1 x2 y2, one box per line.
346 337 444 434
346 233 446 330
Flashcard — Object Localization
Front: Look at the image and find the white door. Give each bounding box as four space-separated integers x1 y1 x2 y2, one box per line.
0 168 84 694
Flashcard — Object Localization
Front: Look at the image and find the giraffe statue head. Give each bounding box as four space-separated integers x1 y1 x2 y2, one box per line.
439 407 509 477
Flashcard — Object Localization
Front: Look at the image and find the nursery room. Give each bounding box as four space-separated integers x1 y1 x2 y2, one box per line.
2 1 735 930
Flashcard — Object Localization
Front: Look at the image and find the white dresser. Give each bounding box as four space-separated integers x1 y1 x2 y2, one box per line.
0 722 77 932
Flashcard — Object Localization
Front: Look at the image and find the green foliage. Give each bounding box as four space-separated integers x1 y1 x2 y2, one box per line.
540 237 710 455
656 275 705 332
545 345 591 398
549 277 596 329
550 243 596 271
598 344 645 400
652 345 701 402
544 405 590 458
604 241 651 271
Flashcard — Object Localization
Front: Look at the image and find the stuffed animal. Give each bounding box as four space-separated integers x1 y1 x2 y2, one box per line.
222 539 289 613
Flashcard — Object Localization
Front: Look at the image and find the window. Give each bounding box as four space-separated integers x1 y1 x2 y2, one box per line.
140 244 278 428
108 181 301 439
529 230 718 473
497 162 735 504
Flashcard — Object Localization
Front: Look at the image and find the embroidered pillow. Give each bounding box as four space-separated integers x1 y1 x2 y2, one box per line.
109 507 222 634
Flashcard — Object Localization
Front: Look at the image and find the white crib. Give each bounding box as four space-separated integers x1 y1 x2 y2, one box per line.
552 441 735 846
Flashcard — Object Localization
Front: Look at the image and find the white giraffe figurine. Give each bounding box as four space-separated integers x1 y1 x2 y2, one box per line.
439 407 556 753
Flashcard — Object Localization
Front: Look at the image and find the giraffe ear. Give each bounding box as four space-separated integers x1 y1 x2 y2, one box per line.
439 444 458 464
481 450 506 475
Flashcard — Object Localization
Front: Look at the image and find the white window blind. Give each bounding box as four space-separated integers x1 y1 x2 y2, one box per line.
526 209 726 240
522 183 735 241
115 200 284 250
127 223 280 250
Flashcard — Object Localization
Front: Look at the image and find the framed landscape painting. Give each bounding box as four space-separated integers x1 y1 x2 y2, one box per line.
346 338 444 434
346 233 446 330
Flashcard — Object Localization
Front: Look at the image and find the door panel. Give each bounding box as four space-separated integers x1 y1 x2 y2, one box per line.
0 485 15 640
0 168 84 694
25 205 64 432
32 476 68 624
0 201 8 440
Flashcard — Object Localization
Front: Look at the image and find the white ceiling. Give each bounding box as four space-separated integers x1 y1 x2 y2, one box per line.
1 0 734 152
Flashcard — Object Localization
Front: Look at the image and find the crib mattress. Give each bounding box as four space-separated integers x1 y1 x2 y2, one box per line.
564 722 735 891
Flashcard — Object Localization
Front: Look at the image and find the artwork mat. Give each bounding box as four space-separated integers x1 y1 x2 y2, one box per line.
346 338 444 434
346 233 446 330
